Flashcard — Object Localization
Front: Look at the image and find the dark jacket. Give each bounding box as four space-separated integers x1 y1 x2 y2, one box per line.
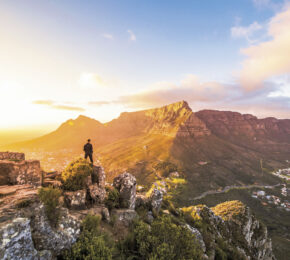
84 143 93 154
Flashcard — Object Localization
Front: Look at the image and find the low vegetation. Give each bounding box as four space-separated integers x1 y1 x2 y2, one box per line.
61 215 114 260
61 158 93 191
105 186 120 211
38 186 62 227
211 200 246 221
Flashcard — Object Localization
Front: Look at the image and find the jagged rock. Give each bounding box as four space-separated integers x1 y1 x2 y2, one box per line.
101 207 110 222
64 190 87 209
0 160 41 186
111 209 138 227
184 224 206 253
92 166 106 188
87 184 106 204
0 152 25 161
149 187 164 213
31 205 81 255
0 218 39 260
113 173 136 209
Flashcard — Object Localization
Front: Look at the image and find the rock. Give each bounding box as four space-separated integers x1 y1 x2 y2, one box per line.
101 207 110 222
31 206 81 255
113 173 136 209
146 211 154 224
184 224 206 253
0 160 41 186
0 218 39 260
87 184 106 204
149 187 164 213
0 152 25 161
92 166 106 188
42 179 62 188
169 171 180 178
64 190 87 209
111 209 138 227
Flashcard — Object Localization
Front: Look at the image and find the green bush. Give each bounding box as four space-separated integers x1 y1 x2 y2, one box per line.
16 198 32 208
119 215 203 259
38 186 62 227
105 187 120 211
61 158 93 191
61 215 113 260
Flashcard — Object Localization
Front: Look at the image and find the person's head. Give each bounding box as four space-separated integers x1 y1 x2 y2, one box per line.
87 139 91 143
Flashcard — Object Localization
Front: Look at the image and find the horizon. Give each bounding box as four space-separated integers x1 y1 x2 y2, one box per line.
1 0 290 136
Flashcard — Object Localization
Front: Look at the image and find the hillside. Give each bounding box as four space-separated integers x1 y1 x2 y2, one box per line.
3 101 289 195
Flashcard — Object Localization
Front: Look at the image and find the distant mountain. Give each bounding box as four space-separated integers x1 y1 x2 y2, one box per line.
4 101 290 195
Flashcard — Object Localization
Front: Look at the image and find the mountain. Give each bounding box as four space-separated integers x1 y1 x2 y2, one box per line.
3 101 289 193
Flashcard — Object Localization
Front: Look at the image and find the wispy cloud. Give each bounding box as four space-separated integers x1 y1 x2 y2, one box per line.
52 105 85 112
252 0 281 10
102 33 114 40
32 100 85 112
231 21 263 43
78 73 105 89
127 29 136 41
32 100 54 105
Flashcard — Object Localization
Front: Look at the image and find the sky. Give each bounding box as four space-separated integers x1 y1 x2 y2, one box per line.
0 0 290 136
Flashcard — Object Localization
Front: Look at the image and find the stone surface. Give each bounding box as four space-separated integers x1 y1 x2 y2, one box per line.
0 218 39 260
185 224 206 253
0 152 25 161
149 187 164 213
64 190 87 209
0 160 41 186
101 207 110 222
111 209 138 227
31 205 81 255
87 184 106 204
113 172 136 209
92 166 106 188
135 194 149 208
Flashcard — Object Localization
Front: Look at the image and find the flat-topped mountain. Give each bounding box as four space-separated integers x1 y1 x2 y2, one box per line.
3 101 290 194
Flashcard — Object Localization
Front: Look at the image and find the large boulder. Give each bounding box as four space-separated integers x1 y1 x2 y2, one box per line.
92 166 106 188
0 218 39 260
31 205 81 255
0 160 41 186
149 187 164 213
113 173 136 209
87 184 106 204
63 190 87 210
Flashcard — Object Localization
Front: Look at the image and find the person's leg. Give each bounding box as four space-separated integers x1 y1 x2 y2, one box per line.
89 153 93 163
85 153 88 160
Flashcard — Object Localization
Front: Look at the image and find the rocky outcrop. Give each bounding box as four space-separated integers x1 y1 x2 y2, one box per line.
31 205 81 255
113 172 136 209
149 187 164 213
87 184 106 204
0 160 41 186
0 218 39 260
64 190 87 210
0 152 25 161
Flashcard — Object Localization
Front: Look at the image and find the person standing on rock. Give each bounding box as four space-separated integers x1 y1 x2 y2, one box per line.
84 139 93 164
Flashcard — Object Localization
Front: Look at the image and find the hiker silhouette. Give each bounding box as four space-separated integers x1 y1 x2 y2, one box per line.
84 139 93 163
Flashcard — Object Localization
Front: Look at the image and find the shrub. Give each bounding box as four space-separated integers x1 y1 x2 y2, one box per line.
211 200 246 221
154 160 179 177
61 158 93 191
105 187 120 210
119 215 203 259
38 186 62 227
61 215 113 260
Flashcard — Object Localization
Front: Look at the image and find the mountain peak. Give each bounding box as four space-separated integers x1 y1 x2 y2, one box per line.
163 100 191 111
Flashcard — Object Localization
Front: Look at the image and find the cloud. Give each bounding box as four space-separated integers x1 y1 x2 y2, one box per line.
32 100 85 112
238 4 290 91
52 105 85 112
252 0 281 10
32 100 54 105
102 33 114 40
231 21 263 42
127 29 136 41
